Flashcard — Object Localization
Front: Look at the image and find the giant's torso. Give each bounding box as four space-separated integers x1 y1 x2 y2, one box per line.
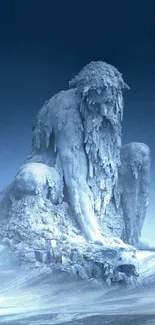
32 88 124 239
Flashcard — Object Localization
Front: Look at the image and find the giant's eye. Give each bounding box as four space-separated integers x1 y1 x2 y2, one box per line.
105 98 113 105
95 105 100 111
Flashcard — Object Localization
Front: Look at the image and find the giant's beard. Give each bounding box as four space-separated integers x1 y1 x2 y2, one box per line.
80 99 122 221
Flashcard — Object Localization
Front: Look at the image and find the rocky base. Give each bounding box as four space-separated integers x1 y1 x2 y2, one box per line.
1 236 139 285
0 194 139 285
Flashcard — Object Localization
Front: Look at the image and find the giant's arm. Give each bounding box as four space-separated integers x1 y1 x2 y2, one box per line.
119 142 150 246
55 108 103 243
23 112 57 168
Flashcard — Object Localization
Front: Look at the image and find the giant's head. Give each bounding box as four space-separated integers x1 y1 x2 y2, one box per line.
69 61 129 127
69 61 129 216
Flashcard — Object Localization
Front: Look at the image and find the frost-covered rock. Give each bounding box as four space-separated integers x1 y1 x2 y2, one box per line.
0 192 138 284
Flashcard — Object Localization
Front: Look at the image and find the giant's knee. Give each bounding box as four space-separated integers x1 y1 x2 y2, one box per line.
13 163 46 195
11 163 62 203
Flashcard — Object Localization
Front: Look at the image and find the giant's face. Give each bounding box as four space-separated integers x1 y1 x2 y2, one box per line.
85 87 124 129
86 87 115 116
69 61 128 124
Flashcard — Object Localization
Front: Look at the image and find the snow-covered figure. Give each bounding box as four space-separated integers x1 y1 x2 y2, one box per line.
0 62 152 283
21 61 150 248
24 61 128 244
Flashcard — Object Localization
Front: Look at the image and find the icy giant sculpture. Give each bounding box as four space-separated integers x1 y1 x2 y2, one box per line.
0 61 151 283
23 61 150 247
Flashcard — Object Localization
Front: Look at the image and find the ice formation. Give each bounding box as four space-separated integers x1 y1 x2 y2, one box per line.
0 61 152 284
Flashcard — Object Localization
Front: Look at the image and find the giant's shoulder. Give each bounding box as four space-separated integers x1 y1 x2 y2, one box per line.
46 88 79 112
35 89 79 129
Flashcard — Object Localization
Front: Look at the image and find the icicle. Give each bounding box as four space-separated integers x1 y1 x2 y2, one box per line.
89 160 93 178
45 126 52 149
95 197 101 212
83 85 90 95
121 108 123 122
115 99 119 115
97 88 101 94
54 139 57 153
100 179 105 190
117 92 124 122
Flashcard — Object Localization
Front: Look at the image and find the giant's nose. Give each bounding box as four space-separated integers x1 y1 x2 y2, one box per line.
100 103 107 117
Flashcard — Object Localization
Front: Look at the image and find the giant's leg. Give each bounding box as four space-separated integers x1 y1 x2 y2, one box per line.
54 105 105 243
119 142 153 248
59 145 104 243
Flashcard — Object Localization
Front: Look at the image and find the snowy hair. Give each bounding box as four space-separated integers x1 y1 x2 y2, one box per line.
69 61 129 95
